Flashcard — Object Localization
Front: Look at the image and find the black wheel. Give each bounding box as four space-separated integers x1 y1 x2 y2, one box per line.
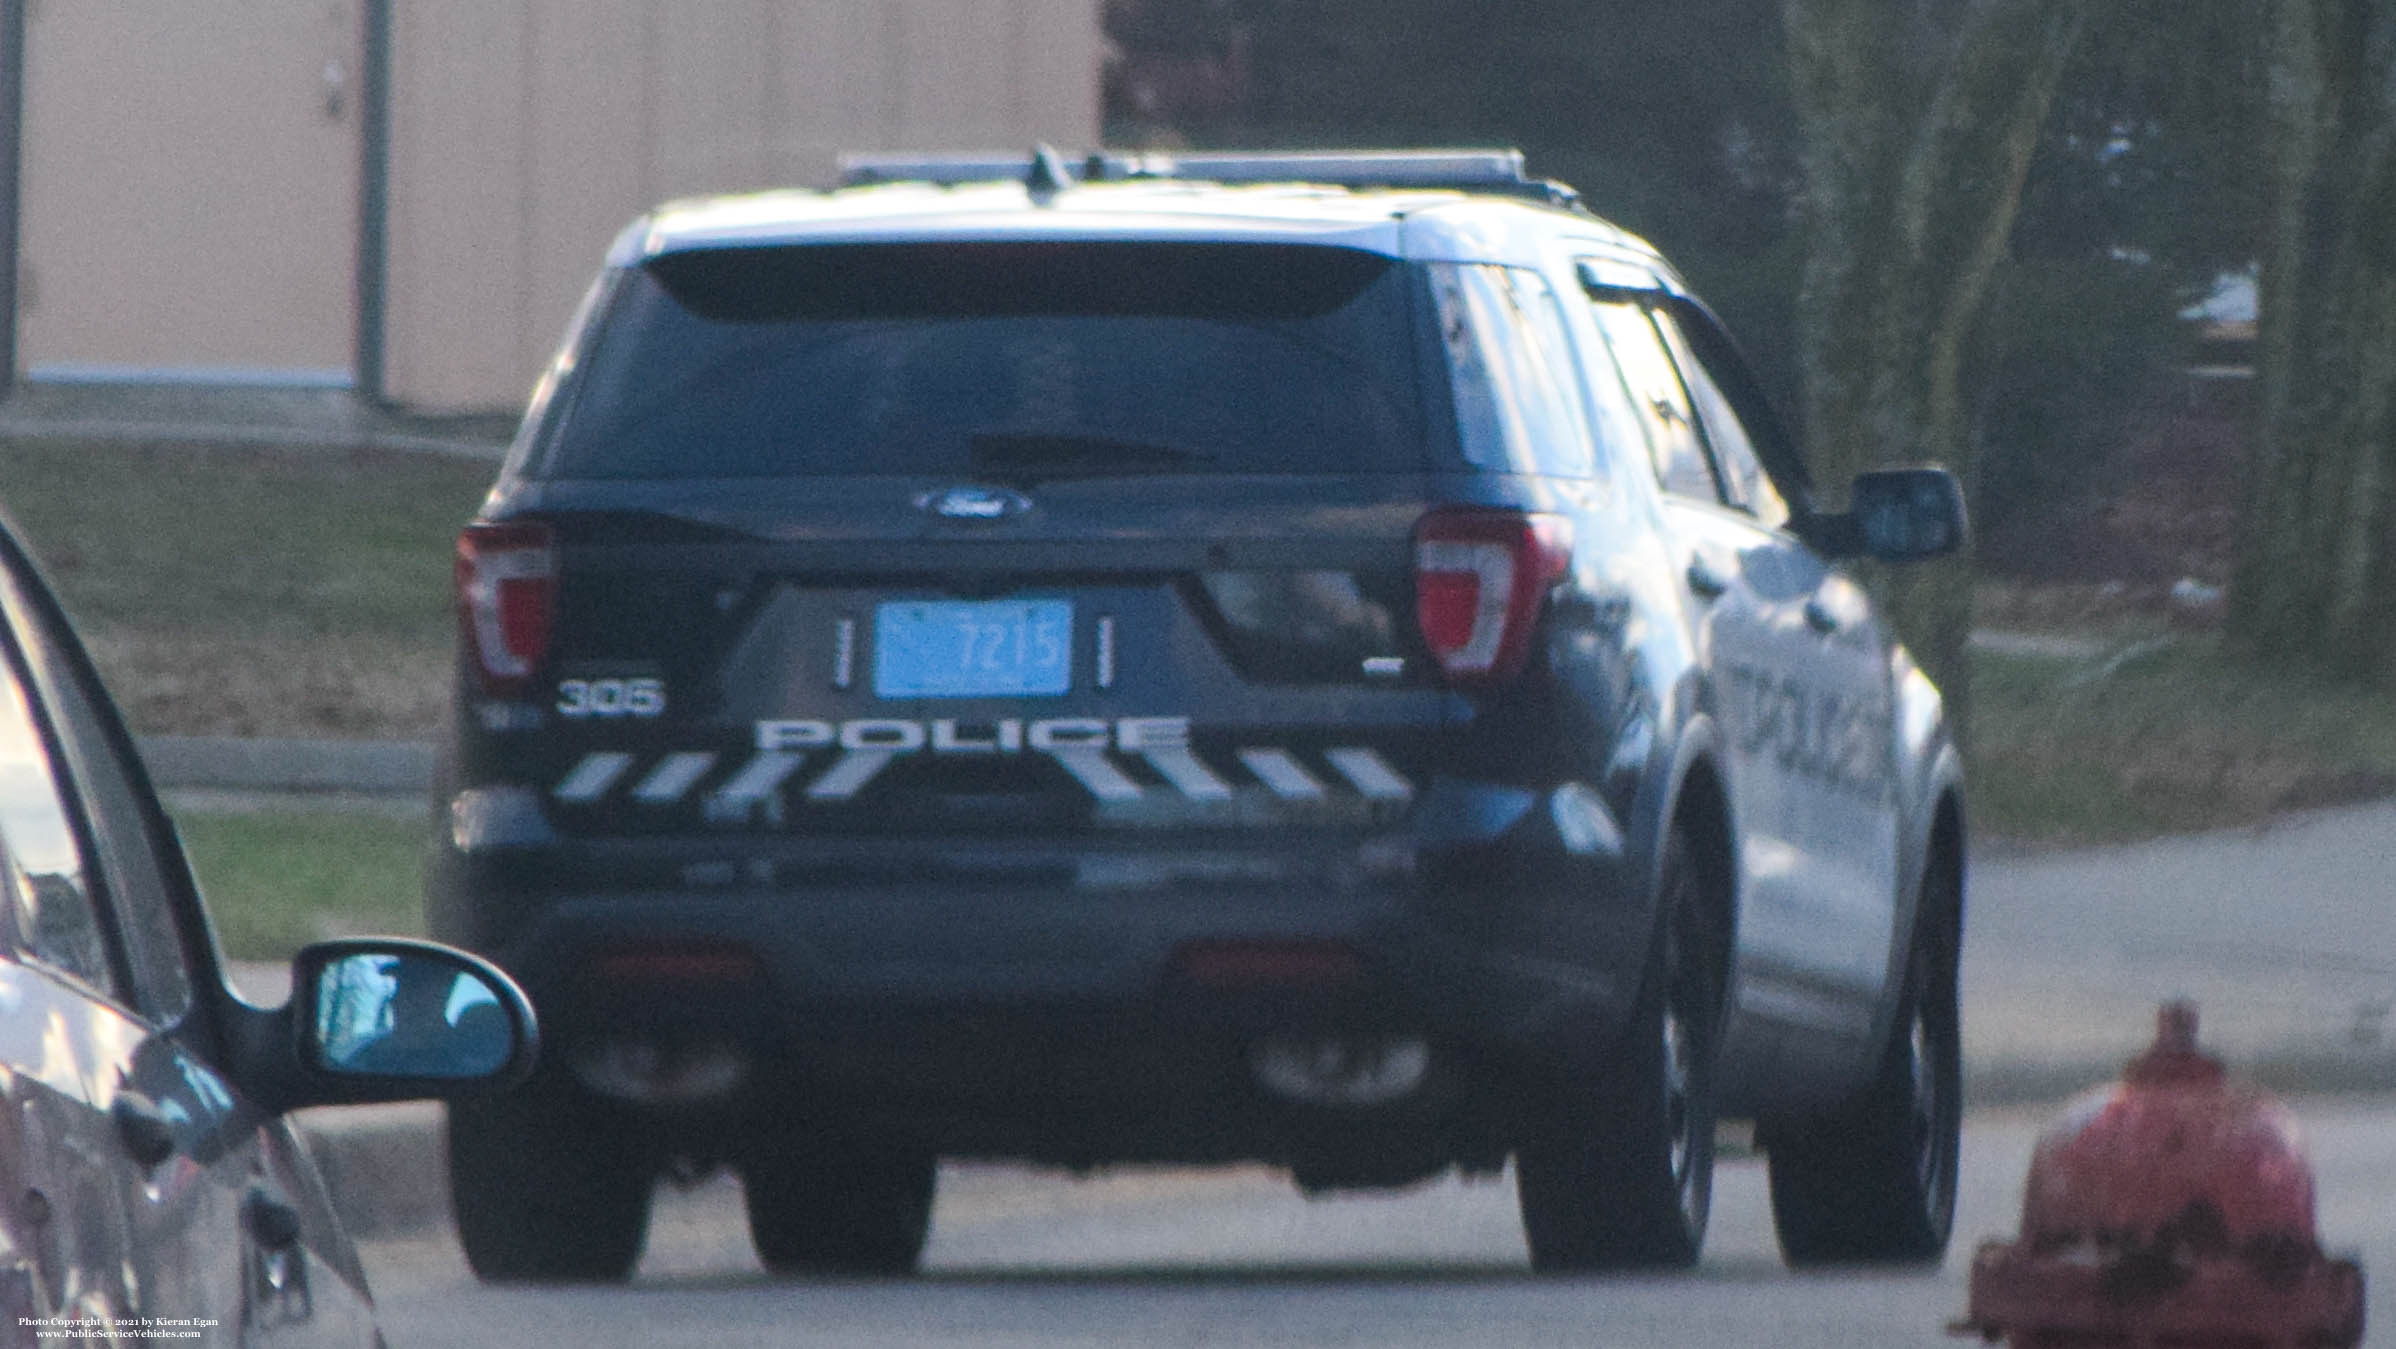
1765 858 1962 1266
448 1084 654 1283
1517 826 1727 1272
742 1140 936 1276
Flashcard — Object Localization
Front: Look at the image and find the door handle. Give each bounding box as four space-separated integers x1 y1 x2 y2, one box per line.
242 1187 311 1313
242 1188 303 1251
1803 597 1840 635
1553 590 1632 632
111 1093 176 1170
1685 559 1729 601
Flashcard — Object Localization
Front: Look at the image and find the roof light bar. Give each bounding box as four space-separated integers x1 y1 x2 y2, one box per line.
837 147 1582 208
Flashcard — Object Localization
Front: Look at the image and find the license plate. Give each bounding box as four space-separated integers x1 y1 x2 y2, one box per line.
873 599 1073 698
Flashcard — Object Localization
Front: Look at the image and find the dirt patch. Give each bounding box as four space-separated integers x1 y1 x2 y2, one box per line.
82 626 449 740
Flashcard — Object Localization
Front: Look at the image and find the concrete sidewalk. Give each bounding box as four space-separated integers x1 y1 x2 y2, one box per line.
1964 799 2396 1101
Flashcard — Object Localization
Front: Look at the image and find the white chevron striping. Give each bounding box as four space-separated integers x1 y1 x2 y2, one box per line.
806 750 898 800
1140 747 1233 800
1237 748 1326 800
554 752 635 803
633 752 717 803
708 751 807 805
1048 747 1144 802
569 742 1407 809
1323 747 1414 801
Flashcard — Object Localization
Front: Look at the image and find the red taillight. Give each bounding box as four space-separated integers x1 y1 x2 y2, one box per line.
456 522 556 694
1413 509 1573 685
580 943 762 984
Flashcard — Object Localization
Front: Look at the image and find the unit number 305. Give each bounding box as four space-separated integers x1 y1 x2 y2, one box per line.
555 677 666 718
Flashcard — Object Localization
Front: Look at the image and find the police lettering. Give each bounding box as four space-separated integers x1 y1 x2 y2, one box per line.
756 716 1189 754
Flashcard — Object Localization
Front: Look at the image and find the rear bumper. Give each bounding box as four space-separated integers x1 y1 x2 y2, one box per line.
427 776 1657 1160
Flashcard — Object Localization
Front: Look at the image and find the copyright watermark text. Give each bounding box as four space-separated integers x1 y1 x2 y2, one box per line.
21 1317 220 1340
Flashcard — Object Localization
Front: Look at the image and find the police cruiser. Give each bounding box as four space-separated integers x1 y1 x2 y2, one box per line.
429 147 1970 1280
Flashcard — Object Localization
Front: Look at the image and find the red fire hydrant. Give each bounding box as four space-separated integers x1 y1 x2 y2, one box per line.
1954 1003 2365 1348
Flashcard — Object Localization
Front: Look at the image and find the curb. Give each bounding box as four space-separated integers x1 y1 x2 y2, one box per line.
0 384 512 461
139 736 434 795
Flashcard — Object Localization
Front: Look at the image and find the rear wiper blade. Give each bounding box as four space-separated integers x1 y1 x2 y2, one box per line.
967 433 1213 481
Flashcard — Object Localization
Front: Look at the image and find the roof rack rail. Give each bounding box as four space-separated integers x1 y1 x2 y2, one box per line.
837 147 1583 209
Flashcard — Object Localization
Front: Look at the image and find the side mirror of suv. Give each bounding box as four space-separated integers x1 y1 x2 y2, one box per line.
1802 467 1969 564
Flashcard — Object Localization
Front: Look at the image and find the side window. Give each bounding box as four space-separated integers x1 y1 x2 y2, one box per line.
0 559 191 1021
1589 300 1724 502
1499 270 1607 480
0 656 119 1000
1652 310 1790 529
1557 288 1657 486
33 657 194 1022
1428 263 1600 477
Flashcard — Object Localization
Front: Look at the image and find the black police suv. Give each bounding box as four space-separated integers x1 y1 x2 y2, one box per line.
430 148 1969 1279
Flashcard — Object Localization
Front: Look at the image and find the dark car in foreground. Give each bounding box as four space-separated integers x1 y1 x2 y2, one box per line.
0 513 537 1340
431 148 1968 1279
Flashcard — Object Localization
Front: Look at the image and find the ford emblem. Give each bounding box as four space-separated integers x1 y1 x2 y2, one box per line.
916 485 1032 521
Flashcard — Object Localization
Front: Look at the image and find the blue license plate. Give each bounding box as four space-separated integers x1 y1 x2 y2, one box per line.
873 599 1073 698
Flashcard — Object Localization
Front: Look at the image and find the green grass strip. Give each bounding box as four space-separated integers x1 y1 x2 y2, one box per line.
175 808 427 963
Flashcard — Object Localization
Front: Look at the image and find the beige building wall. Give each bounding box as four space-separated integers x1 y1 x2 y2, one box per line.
384 0 1101 411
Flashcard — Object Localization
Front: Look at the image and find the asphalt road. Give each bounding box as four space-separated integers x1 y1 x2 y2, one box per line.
356 1099 2390 1348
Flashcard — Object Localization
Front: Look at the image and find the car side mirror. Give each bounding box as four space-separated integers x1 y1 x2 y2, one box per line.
290 939 537 1101
1804 467 1969 563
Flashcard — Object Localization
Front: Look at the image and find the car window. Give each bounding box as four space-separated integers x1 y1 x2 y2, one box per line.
0 649 119 1000
1588 300 1725 503
27 664 194 1022
1554 287 1657 487
0 551 193 1022
1428 263 1601 478
546 242 1430 479
1653 309 1790 529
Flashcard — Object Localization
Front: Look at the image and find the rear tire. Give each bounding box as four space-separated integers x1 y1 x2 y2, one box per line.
742 1141 936 1276
448 1085 654 1283
1765 855 1962 1267
1517 826 1726 1272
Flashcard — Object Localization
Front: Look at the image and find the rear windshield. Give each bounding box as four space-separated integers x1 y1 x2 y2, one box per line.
535 242 1430 480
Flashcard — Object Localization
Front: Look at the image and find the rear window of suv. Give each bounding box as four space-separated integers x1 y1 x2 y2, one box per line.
535 241 1432 480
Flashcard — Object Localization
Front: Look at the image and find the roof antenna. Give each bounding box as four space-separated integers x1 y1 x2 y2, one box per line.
1026 143 1073 201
